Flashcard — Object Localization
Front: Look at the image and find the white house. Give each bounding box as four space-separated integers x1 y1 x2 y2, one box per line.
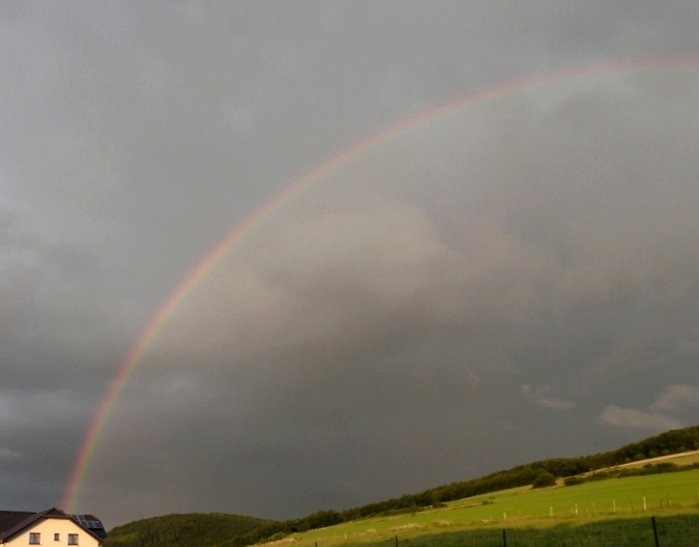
0 508 103 547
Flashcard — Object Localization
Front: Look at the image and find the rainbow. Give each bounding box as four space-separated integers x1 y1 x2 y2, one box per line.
61 56 699 512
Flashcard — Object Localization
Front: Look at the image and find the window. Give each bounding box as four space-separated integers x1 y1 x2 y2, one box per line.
68 533 79 545
55 532 61 541
29 532 41 544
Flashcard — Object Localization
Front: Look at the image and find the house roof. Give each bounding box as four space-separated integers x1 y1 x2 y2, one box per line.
0 510 34 536
0 508 103 543
71 513 107 539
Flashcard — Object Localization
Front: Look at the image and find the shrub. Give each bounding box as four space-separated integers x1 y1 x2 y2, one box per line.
532 471 556 488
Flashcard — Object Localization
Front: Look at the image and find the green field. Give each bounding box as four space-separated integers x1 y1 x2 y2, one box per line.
283 470 699 546
104 428 699 546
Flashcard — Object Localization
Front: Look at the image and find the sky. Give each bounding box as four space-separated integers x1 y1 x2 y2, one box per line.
2 1 699 529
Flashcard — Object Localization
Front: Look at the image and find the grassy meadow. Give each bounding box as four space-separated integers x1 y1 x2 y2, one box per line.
281 469 699 546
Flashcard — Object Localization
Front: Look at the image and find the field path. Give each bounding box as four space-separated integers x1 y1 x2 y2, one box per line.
613 449 699 469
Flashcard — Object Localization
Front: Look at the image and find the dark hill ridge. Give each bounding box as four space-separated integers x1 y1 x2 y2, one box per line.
104 425 699 547
104 512 272 547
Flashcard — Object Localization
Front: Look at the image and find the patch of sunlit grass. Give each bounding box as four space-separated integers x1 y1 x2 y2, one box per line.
284 469 699 546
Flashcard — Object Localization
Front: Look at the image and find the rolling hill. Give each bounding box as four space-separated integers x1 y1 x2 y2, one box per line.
103 425 699 546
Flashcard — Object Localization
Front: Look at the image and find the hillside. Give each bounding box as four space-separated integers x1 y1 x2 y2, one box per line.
289 472 699 546
104 425 699 546
104 512 273 547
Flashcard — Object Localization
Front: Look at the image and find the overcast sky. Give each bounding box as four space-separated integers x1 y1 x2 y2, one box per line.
2 1 699 529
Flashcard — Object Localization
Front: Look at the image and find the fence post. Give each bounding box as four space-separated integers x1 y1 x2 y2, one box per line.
394 534 398 547
502 528 507 547
651 516 660 547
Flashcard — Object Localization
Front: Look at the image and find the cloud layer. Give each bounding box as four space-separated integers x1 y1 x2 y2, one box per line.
2 1 699 528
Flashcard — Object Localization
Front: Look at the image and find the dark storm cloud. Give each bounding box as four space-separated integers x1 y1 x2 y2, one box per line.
2 0 699 528
88 69 699 523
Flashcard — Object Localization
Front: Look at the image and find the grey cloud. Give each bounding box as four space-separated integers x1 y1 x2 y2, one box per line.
650 385 699 412
600 406 683 432
0 448 23 461
600 384 699 431
521 385 574 410
2 0 699 529
90 69 699 523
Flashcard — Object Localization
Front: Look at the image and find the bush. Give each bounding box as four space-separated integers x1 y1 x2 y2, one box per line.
532 471 556 488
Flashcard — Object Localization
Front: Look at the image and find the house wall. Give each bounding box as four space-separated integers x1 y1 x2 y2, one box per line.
6 518 100 547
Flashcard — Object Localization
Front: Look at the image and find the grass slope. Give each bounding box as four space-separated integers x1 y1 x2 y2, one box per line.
104 512 274 547
103 427 699 546
335 515 699 547
288 470 699 546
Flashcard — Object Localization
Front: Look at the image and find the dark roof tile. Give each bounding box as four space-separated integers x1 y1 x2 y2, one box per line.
0 510 34 534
